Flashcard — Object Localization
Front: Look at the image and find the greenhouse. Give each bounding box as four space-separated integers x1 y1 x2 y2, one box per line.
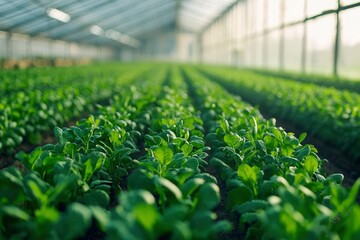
0 1 360 239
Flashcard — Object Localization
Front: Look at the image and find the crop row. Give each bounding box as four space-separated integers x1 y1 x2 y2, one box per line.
183 66 360 239
251 69 360 94
0 66 232 239
0 64 359 239
0 63 153 154
197 66 360 163
0 66 167 239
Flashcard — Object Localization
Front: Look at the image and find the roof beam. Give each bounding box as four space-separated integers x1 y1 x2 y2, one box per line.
4 1 77 30
49 0 172 40
27 2 136 38
199 0 242 34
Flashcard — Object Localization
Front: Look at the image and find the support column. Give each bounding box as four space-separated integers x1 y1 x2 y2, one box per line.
333 0 341 77
6 32 12 60
263 0 268 68
279 0 285 71
301 0 308 73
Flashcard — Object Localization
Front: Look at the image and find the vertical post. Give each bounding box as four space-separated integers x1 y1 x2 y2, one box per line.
244 0 248 67
197 34 203 64
333 0 341 77
263 0 268 68
251 0 256 66
6 32 12 60
301 0 308 73
26 36 32 66
279 0 285 71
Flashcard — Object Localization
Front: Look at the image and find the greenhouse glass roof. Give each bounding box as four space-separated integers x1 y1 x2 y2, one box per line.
0 0 238 48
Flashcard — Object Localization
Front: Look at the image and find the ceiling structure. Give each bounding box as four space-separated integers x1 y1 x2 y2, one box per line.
0 0 238 48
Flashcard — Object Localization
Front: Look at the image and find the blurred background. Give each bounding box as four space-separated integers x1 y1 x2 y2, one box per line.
0 0 359 78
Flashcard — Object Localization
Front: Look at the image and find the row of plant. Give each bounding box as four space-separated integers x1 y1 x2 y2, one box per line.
0 63 153 154
120 67 230 239
183 67 360 239
0 66 232 239
0 66 167 239
251 68 360 93
197 65 360 163
0 63 134 95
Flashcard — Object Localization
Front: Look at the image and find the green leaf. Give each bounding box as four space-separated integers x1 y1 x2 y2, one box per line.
181 178 205 196
109 129 121 146
195 183 220 210
56 203 92 240
154 177 183 201
154 146 173 165
133 204 160 232
82 152 106 182
127 169 154 191
220 119 229 132
1 206 31 221
183 117 195 130
281 144 294 157
271 128 283 142
304 154 319 175
298 132 307 143
120 190 156 212
54 127 65 145
182 157 199 170
190 211 216 231
181 142 193 156
0 168 25 204
224 133 242 148
326 173 344 184
77 190 110 208
232 200 268 214
90 206 109 231
294 145 311 161
162 204 189 225
238 164 258 190
226 185 253 211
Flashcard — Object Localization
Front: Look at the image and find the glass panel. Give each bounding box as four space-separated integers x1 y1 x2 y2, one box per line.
53 40 66 58
339 7 360 78
12 33 28 59
0 31 7 58
306 15 336 75
31 37 50 57
243 40 252 67
267 0 281 29
341 0 360 6
284 0 305 23
307 0 337 17
253 0 264 34
266 30 280 69
252 36 263 67
233 2 246 40
284 24 303 72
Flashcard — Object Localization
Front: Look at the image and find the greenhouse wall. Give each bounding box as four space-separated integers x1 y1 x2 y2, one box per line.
0 30 115 61
199 0 360 79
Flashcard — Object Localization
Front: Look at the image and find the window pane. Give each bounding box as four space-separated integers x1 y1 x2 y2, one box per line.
254 36 263 67
0 31 7 58
306 15 336 75
284 24 304 71
265 30 280 69
341 0 360 6
339 7 360 78
284 0 305 23
267 0 281 29
254 0 265 33
12 33 28 59
307 0 337 17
